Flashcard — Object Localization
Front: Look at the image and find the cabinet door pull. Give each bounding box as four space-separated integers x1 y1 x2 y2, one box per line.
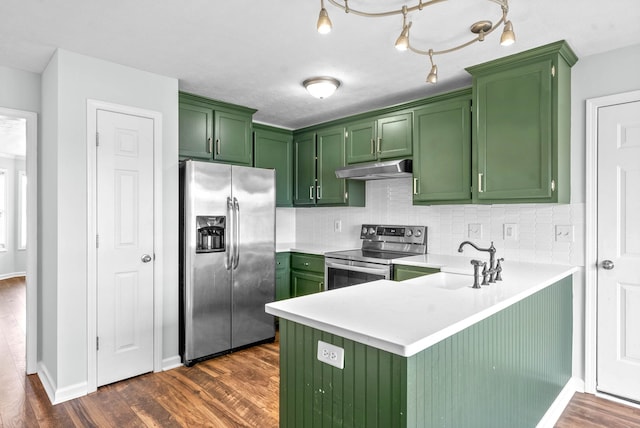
370 138 375 155
216 139 221 155
478 173 484 193
413 178 419 195
551 179 556 192
377 137 382 154
317 186 322 200
309 185 315 200
208 138 213 153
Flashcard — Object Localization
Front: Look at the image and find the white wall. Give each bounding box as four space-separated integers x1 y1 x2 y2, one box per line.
0 66 41 113
295 42 640 386
40 49 179 401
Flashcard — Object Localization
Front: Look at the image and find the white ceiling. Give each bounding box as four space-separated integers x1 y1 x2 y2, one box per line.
0 0 638 130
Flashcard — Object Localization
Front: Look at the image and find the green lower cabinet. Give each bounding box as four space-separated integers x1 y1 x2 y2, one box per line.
290 252 325 297
275 252 291 301
291 271 324 297
393 265 440 281
412 90 472 204
279 276 572 427
254 125 294 207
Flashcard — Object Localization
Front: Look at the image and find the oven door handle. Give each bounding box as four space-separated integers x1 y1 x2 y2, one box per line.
325 261 390 276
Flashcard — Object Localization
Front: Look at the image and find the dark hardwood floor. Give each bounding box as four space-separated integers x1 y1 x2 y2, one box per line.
1 276 639 427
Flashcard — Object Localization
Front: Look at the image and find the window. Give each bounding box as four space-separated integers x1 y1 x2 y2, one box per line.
18 170 26 250
0 169 5 251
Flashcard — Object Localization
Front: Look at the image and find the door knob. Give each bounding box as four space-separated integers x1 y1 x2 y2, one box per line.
601 260 614 270
141 254 153 263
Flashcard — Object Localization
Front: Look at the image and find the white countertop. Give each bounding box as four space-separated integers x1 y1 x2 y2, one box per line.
275 242 355 256
266 261 577 357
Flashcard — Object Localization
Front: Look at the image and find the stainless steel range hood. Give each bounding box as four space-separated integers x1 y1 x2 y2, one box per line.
335 159 412 180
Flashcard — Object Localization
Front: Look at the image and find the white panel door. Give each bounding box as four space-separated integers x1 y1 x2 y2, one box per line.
597 100 640 401
96 110 154 387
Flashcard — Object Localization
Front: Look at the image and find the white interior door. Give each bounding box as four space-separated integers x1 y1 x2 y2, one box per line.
96 109 154 387
597 100 640 401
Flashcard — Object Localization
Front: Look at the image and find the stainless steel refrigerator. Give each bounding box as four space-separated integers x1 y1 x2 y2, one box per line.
179 160 275 366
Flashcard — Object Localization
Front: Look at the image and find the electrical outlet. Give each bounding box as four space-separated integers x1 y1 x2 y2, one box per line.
334 219 342 233
317 340 344 369
555 225 574 242
468 223 482 239
503 223 518 241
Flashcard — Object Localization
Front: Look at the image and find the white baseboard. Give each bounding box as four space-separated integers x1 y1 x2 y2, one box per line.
0 272 26 280
537 377 580 428
162 355 183 371
37 361 88 405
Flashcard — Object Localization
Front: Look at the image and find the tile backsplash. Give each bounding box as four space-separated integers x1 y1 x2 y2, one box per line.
293 177 585 267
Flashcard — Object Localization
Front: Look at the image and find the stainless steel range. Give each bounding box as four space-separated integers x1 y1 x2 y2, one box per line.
324 224 427 290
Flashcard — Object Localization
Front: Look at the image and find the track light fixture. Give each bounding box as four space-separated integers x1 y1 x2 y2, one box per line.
426 50 438 84
316 0 516 83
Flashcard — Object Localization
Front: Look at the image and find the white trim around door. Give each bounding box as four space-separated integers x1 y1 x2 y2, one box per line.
0 107 38 375
584 89 640 394
86 100 164 393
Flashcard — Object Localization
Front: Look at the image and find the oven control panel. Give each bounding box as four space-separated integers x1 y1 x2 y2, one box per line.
360 224 426 245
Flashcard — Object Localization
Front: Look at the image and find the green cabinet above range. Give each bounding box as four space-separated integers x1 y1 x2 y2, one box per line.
179 92 256 166
346 112 413 164
293 126 365 207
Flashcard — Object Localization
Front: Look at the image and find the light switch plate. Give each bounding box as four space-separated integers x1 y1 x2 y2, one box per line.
317 340 344 369
334 219 342 233
555 225 574 242
503 223 518 241
468 223 482 239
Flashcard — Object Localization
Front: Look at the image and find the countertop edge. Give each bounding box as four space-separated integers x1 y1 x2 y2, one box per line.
267 265 578 357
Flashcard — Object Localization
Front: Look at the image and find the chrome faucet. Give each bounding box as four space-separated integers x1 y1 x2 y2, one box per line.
458 241 501 284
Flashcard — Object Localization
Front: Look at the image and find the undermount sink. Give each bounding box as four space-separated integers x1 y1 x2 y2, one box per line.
403 272 474 290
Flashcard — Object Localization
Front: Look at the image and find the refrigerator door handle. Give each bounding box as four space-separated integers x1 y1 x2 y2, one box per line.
233 197 240 269
225 196 233 270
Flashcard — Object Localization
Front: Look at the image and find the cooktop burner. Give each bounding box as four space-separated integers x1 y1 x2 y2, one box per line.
324 248 417 265
324 224 427 265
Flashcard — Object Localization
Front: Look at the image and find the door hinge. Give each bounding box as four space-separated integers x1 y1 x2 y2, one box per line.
96 337 99 351
96 132 100 146
551 65 556 77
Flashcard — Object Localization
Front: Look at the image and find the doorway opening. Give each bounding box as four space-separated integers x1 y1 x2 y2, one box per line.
0 108 38 375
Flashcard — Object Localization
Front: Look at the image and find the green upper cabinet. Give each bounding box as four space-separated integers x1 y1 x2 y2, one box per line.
413 89 472 204
346 112 412 164
293 131 317 206
254 125 294 207
293 128 365 207
179 92 256 166
467 40 577 203
345 119 376 163
317 126 349 205
178 102 213 160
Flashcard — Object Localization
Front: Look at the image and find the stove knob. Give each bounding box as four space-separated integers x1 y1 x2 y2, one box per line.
362 227 368 235
368 227 376 235
406 229 413 237
415 229 423 238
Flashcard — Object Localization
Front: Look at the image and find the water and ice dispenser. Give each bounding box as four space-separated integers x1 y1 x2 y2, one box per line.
196 216 225 253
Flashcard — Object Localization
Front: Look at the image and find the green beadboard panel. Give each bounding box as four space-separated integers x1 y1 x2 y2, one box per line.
279 276 572 428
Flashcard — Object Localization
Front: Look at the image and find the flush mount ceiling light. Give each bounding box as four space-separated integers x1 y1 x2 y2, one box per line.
316 0 516 84
303 76 341 99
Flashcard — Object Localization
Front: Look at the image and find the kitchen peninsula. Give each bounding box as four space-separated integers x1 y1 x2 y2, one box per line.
266 259 577 427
